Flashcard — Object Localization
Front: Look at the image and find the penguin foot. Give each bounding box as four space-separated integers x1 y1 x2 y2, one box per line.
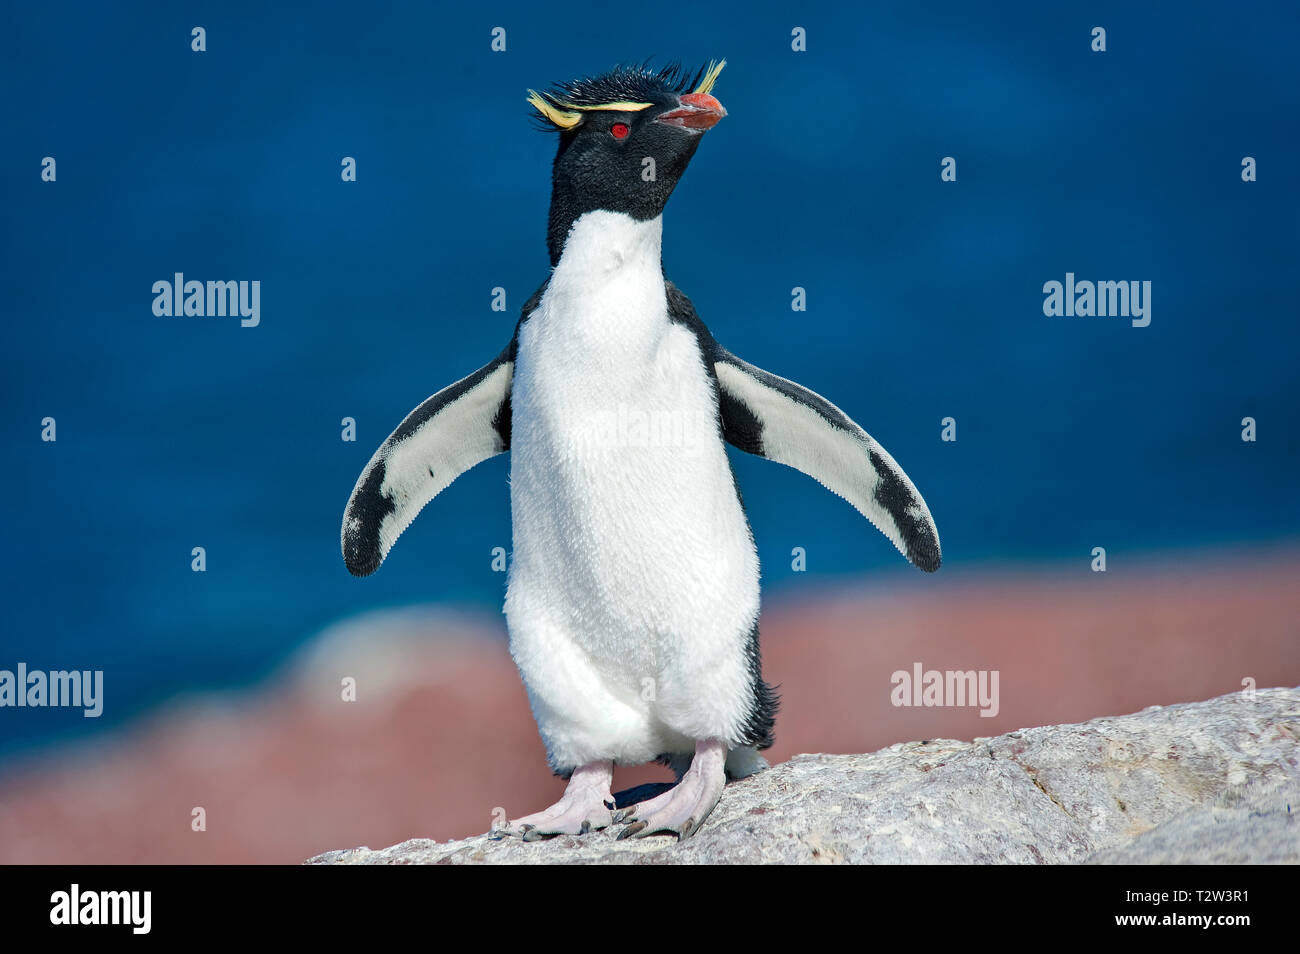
493 759 616 840
617 737 727 840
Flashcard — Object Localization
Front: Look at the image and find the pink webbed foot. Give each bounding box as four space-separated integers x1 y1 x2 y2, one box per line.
616 738 727 840
492 759 615 842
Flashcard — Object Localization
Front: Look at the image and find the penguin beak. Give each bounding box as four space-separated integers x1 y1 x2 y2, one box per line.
655 93 727 132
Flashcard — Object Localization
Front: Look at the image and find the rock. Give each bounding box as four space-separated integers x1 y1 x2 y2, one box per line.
1086 778 1298 864
306 687 1300 864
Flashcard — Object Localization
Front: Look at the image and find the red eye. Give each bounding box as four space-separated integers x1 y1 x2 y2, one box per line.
610 122 630 140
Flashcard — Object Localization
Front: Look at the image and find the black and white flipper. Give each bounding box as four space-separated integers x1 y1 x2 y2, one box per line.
341 341 515 577
713 349 942 572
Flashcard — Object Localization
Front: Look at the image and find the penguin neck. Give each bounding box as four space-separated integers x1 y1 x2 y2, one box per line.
549 210 664 283
548 185 667 268
540 211 669 356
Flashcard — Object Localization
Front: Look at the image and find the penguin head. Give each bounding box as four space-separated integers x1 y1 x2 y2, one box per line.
530 61 727 263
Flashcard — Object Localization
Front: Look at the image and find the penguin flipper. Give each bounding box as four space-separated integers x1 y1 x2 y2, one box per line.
341 344 514 577
713 350 941 572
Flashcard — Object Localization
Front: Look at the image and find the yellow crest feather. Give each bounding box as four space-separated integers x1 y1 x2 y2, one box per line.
574 101 654 113
526 90 583 129
527 90 654 128
694 59 726 95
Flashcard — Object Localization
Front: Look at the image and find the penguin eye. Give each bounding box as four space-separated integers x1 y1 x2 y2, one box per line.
610 122 630 140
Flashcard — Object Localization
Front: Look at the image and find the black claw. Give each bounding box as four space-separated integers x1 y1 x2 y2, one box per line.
617 821 647 840
603 799 616 810
580 821 591 834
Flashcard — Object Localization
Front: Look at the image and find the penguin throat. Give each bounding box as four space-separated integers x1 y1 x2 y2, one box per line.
547 189 670 267
551 211 664 280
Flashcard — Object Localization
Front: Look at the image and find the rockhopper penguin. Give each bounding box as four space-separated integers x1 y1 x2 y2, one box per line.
341 61 941 840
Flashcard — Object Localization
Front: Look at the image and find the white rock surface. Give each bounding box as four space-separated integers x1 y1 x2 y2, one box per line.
308 688 1299 865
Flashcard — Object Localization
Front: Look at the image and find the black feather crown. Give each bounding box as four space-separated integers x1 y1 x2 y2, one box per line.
527 59 725 130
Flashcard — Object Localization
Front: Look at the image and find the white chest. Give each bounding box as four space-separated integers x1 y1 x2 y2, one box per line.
504 212 758 660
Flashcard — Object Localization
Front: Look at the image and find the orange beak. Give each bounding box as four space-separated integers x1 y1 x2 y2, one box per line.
654 93 727 131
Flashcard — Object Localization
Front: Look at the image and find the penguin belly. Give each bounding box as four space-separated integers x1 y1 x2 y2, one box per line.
504 214 760 772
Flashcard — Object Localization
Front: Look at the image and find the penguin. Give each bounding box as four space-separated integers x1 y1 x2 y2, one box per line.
341 61 941 841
